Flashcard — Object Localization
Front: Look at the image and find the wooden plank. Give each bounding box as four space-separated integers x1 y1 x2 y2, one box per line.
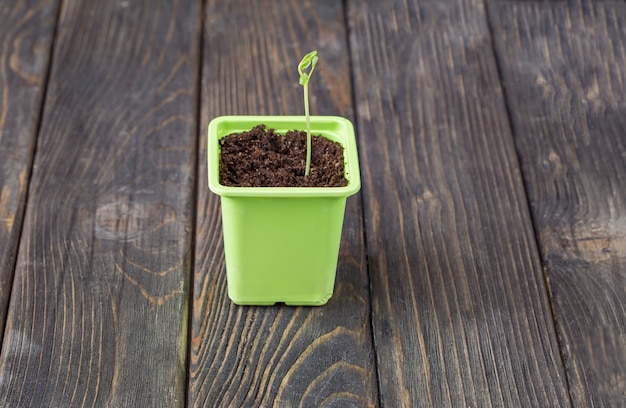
189 1 378 406
348 0 571 406
0 0 201 406
488 1 626 406
0 0 59 340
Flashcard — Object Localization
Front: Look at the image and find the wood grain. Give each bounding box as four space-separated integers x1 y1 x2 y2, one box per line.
189 0 378 406
0 0 59 340
0 0 201 406
348 0 570 406
488 1 626 406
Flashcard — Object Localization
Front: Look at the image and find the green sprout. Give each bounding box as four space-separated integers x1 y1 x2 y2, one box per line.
298 50 318 176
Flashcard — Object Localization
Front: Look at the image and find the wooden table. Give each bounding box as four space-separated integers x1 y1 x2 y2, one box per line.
1 0 624 406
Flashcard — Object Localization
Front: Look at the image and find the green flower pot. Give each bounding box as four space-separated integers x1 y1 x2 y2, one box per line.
207 116 361 306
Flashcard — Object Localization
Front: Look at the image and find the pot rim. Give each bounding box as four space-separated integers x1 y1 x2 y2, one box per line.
208 115 361 198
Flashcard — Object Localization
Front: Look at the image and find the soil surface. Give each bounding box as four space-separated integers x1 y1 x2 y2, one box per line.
219 125 348 187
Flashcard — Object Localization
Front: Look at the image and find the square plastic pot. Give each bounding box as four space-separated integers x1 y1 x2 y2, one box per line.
207 116 361 306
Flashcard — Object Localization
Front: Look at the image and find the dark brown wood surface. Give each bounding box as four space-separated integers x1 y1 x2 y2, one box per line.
349 0 570 406
189 1 378 406
489 1 626 406
0 0 59 340
0 0 201 405
0 0 624 406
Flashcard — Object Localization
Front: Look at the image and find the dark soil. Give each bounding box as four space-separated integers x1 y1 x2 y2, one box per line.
219 125 348 187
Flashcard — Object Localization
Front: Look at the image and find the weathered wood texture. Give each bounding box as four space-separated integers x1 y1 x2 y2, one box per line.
189 0 378 406
0 0 59 340
489 1 626 406
348 0 570 406
0 0 201 406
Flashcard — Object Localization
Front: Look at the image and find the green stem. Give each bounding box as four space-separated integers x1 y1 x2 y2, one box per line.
304 83 311 176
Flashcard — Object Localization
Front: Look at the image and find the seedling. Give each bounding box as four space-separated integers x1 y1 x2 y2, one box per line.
298 50 318 176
